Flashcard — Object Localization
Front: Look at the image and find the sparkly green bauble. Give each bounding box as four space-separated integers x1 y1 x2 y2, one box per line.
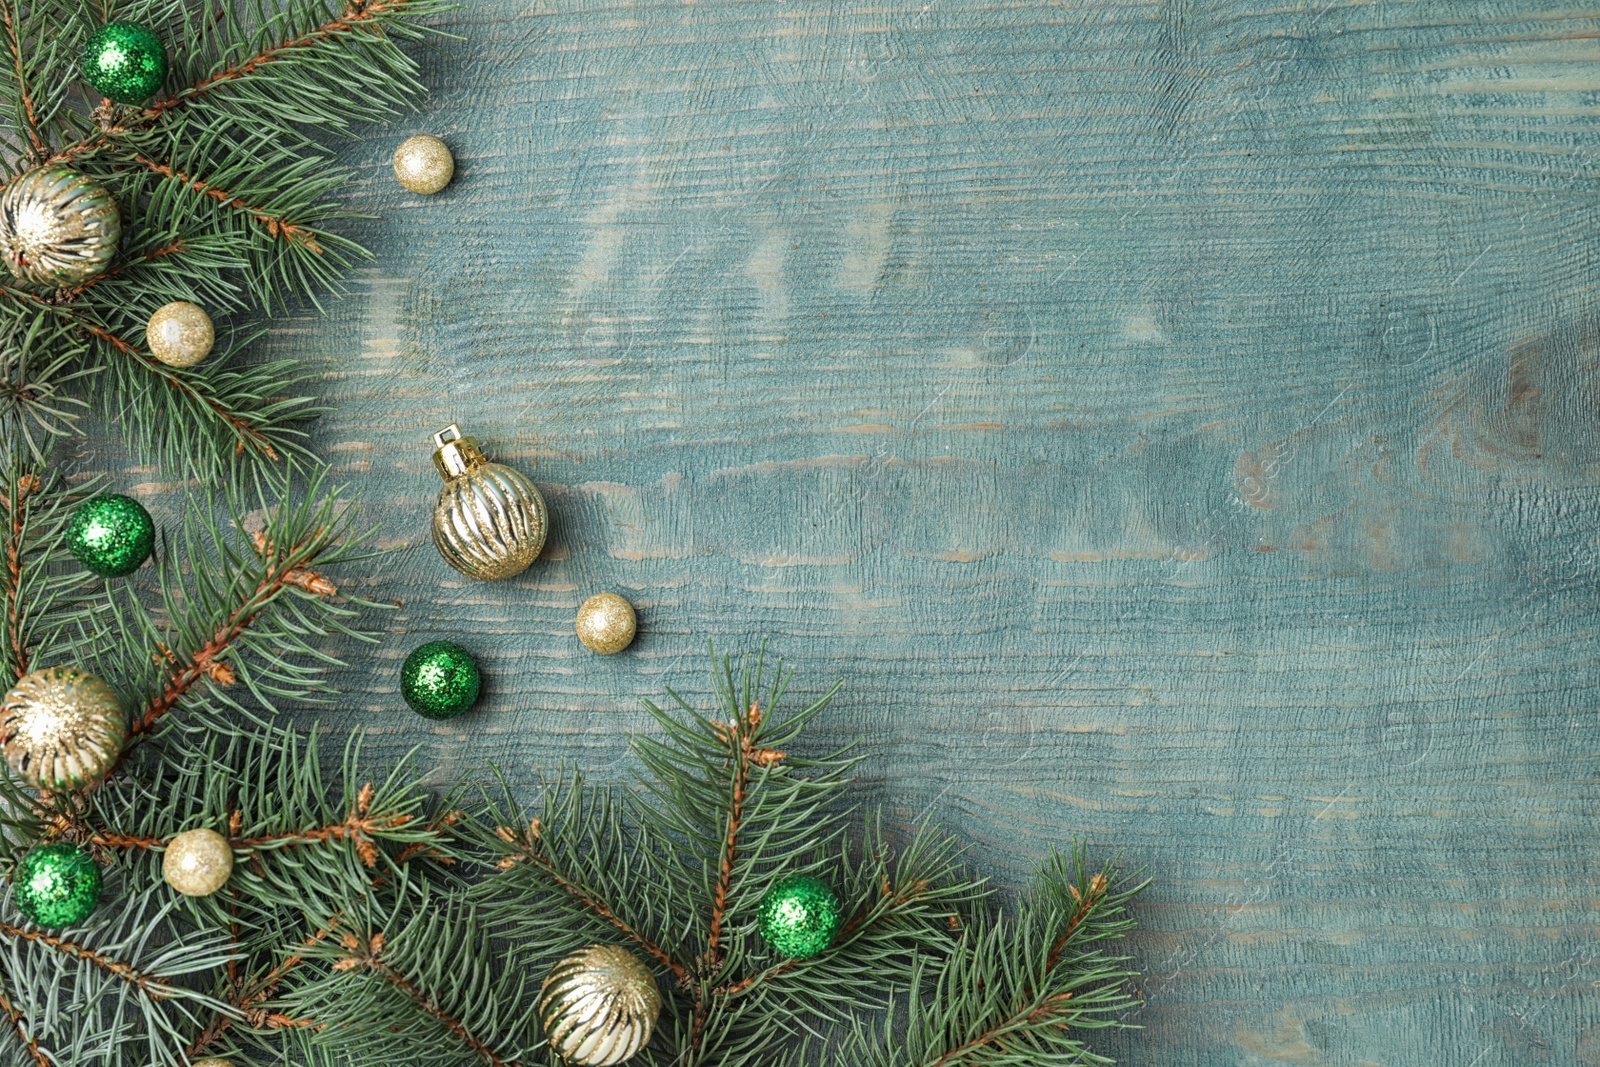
13 842 101 928
757 874 842 959
400 641 480 720
82 22 167 105
66 494 154 578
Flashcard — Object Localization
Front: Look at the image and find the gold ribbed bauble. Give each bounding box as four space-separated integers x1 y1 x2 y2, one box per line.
0 165 121 286
163 827 234 896
539 946 661 1066
0 667 126 790
575 593 637 654
146 300 214 367
393 134 455 194
430 424 547 581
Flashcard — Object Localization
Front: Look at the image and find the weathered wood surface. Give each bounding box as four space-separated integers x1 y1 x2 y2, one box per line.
266 0 1600 1061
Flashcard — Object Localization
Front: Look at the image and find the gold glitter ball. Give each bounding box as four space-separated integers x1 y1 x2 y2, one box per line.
0 667 126 790
163 827 234 896
393 134 454 194
575 593 637 654
191 1060 236 1067
539 945 661 1066
146 300 214 368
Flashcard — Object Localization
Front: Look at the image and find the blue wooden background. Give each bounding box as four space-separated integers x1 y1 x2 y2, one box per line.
262 1 1600 1062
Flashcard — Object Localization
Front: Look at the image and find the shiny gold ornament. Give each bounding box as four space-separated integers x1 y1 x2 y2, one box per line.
0 667 126 790
146 300 214 367
393 135 454 194
0 165 120 286
162 828 233 896
539 945 661 1066
191 1060 237 1067
575 593 637 654
430 424 548 581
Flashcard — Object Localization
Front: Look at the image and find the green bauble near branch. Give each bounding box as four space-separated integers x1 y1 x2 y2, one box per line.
401 640 481 719
757 874 842 959
81 22 167 105
66 493 154 577
13 842 102 928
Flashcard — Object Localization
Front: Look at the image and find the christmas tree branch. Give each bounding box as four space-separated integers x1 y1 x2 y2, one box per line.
0 920 173 997
124 151 325 252
146 0 416 121
494 819 690 984
1 472 35 681
57 238 188 302
0 0 42 161
0 985 46 1067
187 915 341 1056
346 941 524 1067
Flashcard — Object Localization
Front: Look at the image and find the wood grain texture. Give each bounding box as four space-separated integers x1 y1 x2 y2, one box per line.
250 0 1600 1061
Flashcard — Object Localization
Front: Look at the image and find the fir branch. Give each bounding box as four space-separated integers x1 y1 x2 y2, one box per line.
125 151 325 252
0 984 45 1067
1 472 34 680
0 920 172 997
347 942 524 1067
146 0 420 121
0 0 41 161
493 819 690 984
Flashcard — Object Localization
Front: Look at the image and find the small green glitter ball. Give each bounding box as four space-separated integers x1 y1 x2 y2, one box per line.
13 842 102 928
66 494 154 578
757 874 842 959
81 22 167 105
400 641 481 720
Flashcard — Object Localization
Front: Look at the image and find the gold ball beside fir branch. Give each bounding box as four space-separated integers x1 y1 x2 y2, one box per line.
190 1060 237 1067
0 667 126 790
429 424 548 581
0 165 121 287
539 945 661 1066
575 593 637 654
146 300 214 367
393 135 454 194
162 828 234 896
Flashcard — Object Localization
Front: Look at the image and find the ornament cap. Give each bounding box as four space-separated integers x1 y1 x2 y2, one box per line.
432 424 487 479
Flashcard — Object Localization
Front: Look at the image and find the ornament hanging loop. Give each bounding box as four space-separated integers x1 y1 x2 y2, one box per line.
431 423 487 479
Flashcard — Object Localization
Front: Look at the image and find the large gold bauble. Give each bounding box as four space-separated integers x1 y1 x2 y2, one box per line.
0 165 121 286
0 667 126 790
539 945 661 1066
146 300 215 367
162 827 234 896
575 593 637 654
430 424 547 581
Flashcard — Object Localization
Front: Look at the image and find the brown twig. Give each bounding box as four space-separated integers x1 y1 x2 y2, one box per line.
237 784 411 868
55 239 187 303
0 985 46 1067
495 821 689 984
1 473 37 681
124 152 323 252
144 0 403 121
337 932 521 1067
0 921 169 996
0 0 44 160
185 913 342 1057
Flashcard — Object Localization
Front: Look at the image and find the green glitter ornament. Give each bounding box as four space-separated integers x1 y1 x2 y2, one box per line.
757 874 842 959
401 640 481 720
13 842 101 928
66 494 154 578
81 22 167 105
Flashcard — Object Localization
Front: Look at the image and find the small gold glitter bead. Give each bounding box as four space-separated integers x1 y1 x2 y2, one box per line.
163 827 233 896
575 593 637 655
393 135 454 194
191 1060 236 1067
146 301 214 368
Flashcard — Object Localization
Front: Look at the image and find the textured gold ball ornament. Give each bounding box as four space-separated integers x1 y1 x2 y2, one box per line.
162 828 234 896
430 424 548 581
0 667 126 790
575 593 637 654
146 300 214 367
393 135 454 194
190 1060 236 1067
0 165 121 286
539 946 661 1066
